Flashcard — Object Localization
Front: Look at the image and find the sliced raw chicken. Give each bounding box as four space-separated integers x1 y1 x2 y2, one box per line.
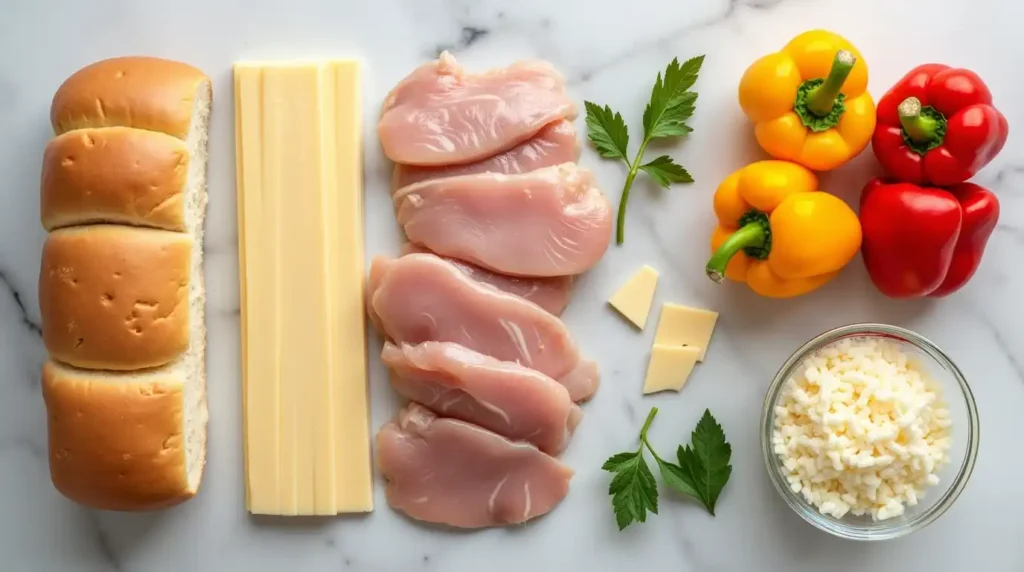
392 119 580 190
377 402 573 528
368 253 599 401
378 51 577 166
559 359 601 405
394 163 612 277
401 243 574 315
382 341 581 454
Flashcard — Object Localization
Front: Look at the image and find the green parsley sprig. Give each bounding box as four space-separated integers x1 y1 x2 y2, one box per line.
602 406 732 530
584 55 704 245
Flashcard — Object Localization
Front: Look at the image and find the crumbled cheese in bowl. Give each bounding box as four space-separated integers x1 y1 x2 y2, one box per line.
771 336 953 521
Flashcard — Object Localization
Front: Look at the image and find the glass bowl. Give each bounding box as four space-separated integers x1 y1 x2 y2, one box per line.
760 323 979 541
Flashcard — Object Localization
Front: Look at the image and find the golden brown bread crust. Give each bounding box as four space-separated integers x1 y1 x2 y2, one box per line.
39 225 191 370
50 56 210 139
40 127 189 231
42 360 194 511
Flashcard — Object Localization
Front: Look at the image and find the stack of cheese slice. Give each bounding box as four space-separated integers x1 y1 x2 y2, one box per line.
37 57 212 510
233 60 374 516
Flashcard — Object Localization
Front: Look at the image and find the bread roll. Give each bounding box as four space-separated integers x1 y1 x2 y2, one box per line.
39 225 191 370
40 127 190 231
39 56 210 511
50 56 210 140
45 57 210 234
42 360 206 511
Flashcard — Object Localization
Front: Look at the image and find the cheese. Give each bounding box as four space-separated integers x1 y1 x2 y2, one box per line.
607 265 658 329
653 303 719 361
235 60 372 516
642 345 701 394
771 337 952 521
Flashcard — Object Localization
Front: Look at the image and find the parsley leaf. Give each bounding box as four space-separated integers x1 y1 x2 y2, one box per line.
667 410 733 515
601 408 660 530
603 407 732 529
603 450 658 530
583 56 703 245
584 101 630 163
640 155 693 188
643 57 703 138
652 454 701 499
648 91 698 138
686 409 733 515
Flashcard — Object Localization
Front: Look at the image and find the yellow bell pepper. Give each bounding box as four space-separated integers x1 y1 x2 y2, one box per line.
706 160 862 298
738 30 876 172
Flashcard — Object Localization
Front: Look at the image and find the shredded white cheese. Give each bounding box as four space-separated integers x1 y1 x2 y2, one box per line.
772 336 953 521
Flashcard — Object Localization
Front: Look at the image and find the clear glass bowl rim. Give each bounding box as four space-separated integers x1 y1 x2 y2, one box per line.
760 322 980 541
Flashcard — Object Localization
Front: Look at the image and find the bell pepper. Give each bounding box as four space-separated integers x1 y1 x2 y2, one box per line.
706 160 862 298
859 178 999 298
738 30 876 172
872 64 1009 186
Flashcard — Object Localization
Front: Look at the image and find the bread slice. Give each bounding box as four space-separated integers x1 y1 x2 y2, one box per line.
39 56 211 510
45 56 211 239
41 359 207 510
40 127 190 231
39 225 191 370
50 56 211 140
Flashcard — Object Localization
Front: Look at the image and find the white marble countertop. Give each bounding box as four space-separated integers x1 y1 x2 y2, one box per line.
2 0 1023 570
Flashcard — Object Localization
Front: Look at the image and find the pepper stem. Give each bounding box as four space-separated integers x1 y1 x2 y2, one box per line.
805 50 856 117
706 222 768 284
899 97 941 144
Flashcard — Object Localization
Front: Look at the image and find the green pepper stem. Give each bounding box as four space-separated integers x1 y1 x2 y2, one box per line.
805 50 856 117
898 97 941 144
706 222 768 284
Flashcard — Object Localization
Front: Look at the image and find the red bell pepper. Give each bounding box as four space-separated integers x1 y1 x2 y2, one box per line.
872 64 1008 186
859 178 999 298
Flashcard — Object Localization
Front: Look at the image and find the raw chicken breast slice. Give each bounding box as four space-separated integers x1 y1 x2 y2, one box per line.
378 51 577 166
377 402 574 528
392 119 580 190
382 341 581 454
559 359 601 404
394 163 613 277
401 243 574 316
368 253 600 400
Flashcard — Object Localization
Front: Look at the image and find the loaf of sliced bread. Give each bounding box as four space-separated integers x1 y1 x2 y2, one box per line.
38 56 211 510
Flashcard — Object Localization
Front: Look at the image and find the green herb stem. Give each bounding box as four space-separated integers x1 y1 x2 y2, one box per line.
640 408 673 468
639 406 659 439
617 140 653 245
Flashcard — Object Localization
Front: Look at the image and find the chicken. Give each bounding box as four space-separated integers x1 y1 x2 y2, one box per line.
558 359 601 404
377 403 573 528
400 243 573 315
394 163 612 277
378 51 577 166
368 253 599 401
382 341 581 454
392 119 580 190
